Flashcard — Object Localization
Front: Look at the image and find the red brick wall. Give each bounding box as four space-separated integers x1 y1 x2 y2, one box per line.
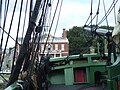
27 42 69 57
51 42 69 56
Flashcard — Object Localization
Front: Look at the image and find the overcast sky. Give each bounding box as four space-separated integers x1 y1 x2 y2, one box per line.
52 0 120 37
0 0 120 48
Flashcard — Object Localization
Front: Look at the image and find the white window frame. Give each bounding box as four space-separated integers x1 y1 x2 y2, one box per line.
61 44 64 51
55 44 58 50
41 44 44 51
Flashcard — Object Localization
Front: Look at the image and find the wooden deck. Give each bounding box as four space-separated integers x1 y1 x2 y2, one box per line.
48 85 110 90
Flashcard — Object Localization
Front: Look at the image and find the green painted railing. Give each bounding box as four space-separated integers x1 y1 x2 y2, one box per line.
49 53 106 85
107 55 120 90
5 53 108 89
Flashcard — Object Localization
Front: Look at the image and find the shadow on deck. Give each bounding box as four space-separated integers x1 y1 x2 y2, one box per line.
48 85 110 90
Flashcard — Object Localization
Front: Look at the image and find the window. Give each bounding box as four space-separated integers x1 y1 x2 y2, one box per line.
41 44 44 51
55 44 58 50
61 44 64 51
56 54 60 57
49 44 53 50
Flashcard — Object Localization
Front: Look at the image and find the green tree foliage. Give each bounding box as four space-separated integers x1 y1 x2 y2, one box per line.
99 25 114 30
67 25 114 55
67 26 93 55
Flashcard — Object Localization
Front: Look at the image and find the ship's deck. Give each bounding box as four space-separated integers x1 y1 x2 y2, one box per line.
48 85 110 90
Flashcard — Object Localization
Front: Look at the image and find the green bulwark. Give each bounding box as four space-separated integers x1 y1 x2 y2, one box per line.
5 53 120 90
107 55 120 90
48 53 106 85
5 80 24 90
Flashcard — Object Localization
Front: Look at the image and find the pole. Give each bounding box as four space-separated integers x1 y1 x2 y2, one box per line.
7 0 42 86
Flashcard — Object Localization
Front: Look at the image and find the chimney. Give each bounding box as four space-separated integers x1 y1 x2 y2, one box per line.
62 28 67 38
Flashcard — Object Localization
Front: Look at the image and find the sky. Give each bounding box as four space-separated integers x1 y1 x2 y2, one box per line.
0 0 120 48
52 0 120 37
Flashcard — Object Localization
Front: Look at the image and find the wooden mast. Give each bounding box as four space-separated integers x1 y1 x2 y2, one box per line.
7 0 42 86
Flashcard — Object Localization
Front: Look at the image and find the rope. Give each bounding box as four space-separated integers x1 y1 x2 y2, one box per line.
85 0 118 27
0 0 18 71
31 0 49 58
0 26 20 45
11 0 24 73
7 0 42 86
0 0 9 47
42 0 60 55
29 0 33 23
113 1 116 24
96 0 100 25
88 14 97 26
46 0 55 32
0 0 2 29
98 0 118 25
103 0 109 27
52 0 63 43
90 0 93 32
21 0 29 44
84 15 90 26
28 0 49 76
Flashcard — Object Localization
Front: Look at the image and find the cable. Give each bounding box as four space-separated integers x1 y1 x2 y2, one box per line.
113 1 116 24
96 0 100 25
0 26 20 45
0 0 2 59
7 0 43 86
42 0 60 54
90 0 93 31
83 0 101 54
0 0 18 71
21 0 29 44
33 0 49 55
0 0 2 29
23 0 50 77
84 15 91 26
45 0 52 32
103 0 109 27
11 0 23 73
28 0 49 76
52 0 63 43
98 0 115 25
4 0 7 20
84 0 118 30
0 0 9 47
85 0 117 26
84 0 100 28
29 0 33 24
98 0 118 25
88 14 97 26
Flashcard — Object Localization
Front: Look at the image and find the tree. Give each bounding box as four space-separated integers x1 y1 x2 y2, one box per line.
67 26 94 55
99 25 114 30
67 25 114 55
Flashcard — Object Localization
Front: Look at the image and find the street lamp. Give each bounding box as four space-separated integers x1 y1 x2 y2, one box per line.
47 44 52 55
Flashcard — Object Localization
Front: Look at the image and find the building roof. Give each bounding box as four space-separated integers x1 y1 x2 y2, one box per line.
18 34 69 44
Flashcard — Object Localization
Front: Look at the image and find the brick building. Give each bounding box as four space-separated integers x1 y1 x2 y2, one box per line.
18 29 69 58
40 29 69 58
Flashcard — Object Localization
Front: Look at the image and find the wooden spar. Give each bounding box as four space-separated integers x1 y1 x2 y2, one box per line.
7 0 42 86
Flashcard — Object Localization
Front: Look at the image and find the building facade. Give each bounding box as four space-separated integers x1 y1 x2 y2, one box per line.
39 29 69 58
18 29 69 58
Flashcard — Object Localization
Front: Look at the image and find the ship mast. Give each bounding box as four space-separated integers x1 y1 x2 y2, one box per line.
7 0 42 86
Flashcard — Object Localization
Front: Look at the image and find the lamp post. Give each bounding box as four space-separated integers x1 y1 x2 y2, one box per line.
47 44 51 55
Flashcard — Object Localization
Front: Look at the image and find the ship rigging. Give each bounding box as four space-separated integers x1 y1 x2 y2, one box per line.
0 0 120 90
